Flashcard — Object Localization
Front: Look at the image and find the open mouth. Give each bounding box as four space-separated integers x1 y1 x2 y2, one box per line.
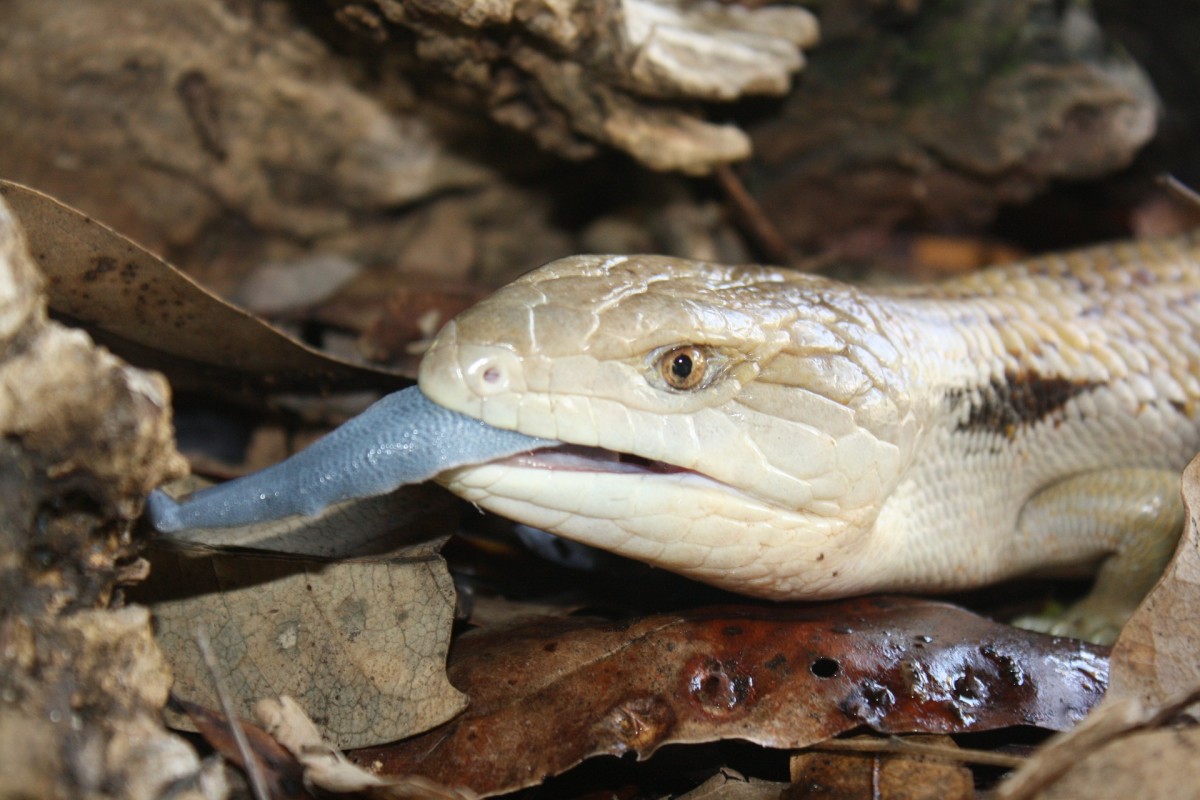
496 445 694 476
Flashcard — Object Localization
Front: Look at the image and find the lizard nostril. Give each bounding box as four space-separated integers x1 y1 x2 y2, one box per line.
464 354 513 395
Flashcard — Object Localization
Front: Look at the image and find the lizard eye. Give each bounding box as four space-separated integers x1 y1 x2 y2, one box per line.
659 345 708 390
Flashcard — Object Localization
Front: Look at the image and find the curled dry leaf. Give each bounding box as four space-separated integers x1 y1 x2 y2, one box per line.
0 180 404 396
994 455 1200 799
136 540 465 750
1107 452 1200 706
1036 727 1200 800
180 700 308 800
351 597 1107 797
257 696 478 800
992 694 1200 800
335 0 818 174
154 482 456 558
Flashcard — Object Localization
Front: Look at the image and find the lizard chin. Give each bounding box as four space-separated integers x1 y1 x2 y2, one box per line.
435 455 841 600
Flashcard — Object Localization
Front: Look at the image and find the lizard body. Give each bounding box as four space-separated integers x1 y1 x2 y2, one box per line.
150 235 1200 641
418 235 1200 640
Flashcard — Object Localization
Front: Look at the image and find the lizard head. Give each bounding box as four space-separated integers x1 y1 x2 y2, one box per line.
419 254 924 598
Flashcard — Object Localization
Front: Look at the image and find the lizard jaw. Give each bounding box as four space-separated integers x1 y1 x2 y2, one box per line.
493 445 694 476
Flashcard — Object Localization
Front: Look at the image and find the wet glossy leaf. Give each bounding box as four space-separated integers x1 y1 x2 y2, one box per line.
351 597 1107 797
0 179 403 395
136 540 464 749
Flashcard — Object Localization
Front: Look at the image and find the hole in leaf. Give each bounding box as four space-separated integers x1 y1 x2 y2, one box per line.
810 657 841 679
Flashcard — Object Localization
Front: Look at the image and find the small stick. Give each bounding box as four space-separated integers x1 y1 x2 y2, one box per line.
809 735 1027 769
194 626 272 800
713 163 797 266
1158 174 1200 212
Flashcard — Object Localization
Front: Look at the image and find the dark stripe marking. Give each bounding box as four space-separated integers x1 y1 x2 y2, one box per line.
947 371 1101 438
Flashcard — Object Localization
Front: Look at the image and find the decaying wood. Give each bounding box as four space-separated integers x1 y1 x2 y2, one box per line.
0 193 214 798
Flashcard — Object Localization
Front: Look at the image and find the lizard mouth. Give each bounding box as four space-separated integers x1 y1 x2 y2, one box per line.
495 445 695 476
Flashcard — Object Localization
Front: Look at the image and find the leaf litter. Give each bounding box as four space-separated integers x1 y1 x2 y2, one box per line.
6 177 1200 798
351 597 1106 796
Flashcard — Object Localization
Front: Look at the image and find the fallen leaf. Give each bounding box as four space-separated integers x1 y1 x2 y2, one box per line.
678 769 787 800
152 482 457 558
351 597 1107 797
179 700 307 800
789 735 974 800
0 179 404 396
1015 725 1200 800
1107 453 1200 706
1004 451 1200 800
256 695 478 799
134 540 464 749
993 694 1200 800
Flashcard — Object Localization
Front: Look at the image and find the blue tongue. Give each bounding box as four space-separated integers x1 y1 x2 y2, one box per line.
146 385 557 533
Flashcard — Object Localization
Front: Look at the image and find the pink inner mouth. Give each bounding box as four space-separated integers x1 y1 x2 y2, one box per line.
498 445 692 475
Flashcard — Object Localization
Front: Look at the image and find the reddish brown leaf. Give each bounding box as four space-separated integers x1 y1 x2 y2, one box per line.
351 597 1107 797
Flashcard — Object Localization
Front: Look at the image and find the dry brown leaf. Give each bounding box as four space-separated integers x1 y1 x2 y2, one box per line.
180 700 308 800
1107 453 1200 706
257 696 478 799
994 696 1188 800
137 540 464 750
677 769 788 800
153 482 456 558
0 179 403 396
995 455 1200 799
352 597 1107 797
789 735 974 800
1027 726 1200 800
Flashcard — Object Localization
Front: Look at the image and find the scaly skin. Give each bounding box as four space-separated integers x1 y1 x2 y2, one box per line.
418 236 1200 639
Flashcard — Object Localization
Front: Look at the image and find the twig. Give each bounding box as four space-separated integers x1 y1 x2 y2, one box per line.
713 163 796 266
809 735 1027 769
1157 174 1200 212
194 626 272 800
